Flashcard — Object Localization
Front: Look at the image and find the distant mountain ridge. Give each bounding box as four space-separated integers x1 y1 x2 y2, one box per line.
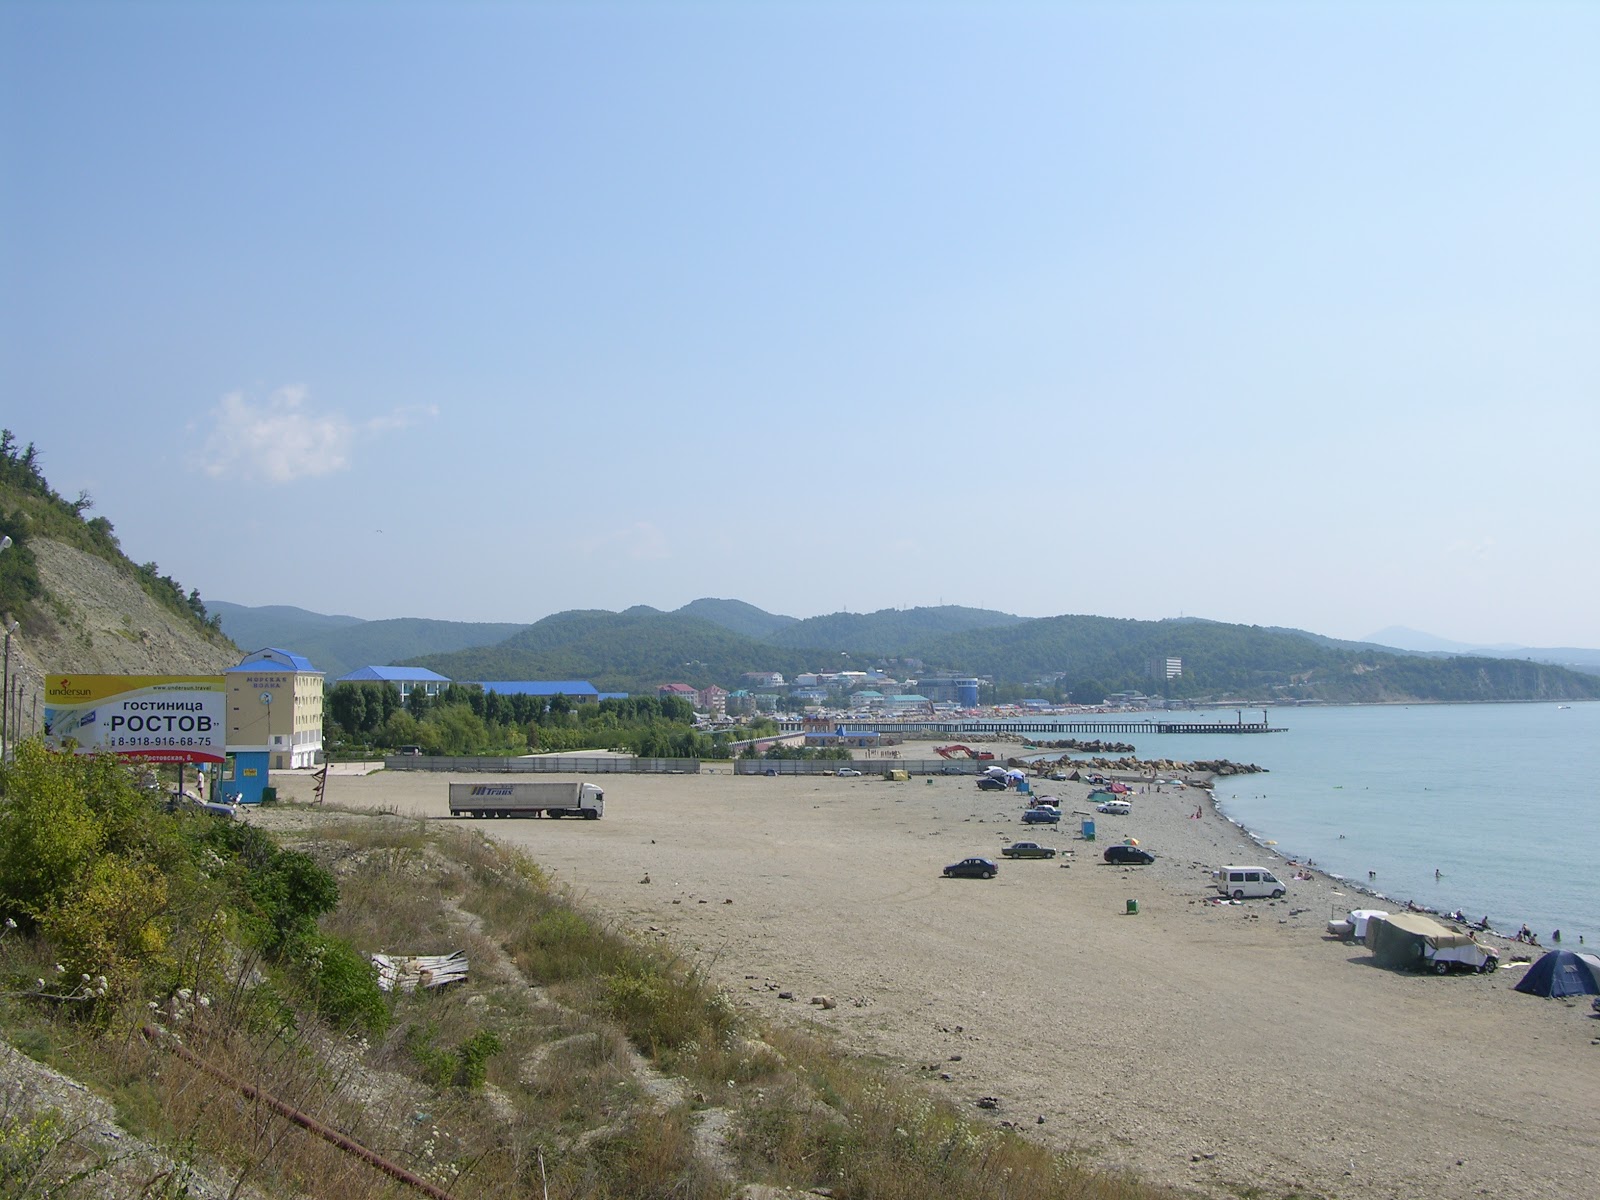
210 601 530 680
211 596 1600 704
1365 625 1600 671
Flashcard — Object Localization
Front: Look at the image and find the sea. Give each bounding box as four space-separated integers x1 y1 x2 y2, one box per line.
1002 702 1599 944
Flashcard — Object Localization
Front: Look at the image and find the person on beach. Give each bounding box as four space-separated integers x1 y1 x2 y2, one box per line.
1552 929 1561 944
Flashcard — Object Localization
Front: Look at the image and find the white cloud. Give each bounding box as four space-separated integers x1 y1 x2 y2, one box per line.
577 521 671 561
195 387 437 483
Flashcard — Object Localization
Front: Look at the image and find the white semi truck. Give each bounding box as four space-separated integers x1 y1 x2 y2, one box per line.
448 780 604 820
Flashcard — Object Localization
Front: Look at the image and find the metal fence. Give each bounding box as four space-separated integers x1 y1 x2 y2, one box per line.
733 759 991 777
384 755 700 775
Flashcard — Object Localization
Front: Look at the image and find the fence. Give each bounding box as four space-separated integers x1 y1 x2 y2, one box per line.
733 759 994 777
384 755 700 775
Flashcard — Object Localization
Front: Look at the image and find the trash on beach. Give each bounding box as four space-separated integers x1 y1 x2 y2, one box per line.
371 951 468 992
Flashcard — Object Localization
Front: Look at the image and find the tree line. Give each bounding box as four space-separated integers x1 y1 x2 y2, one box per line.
324 682 777 759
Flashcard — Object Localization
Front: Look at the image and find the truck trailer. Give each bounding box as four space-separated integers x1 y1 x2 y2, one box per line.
448 781 604 820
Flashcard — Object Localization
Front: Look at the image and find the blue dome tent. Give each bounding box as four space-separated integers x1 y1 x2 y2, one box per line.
1512 950 1600 999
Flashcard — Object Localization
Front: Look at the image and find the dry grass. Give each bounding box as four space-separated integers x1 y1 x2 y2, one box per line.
1 805 1187 1199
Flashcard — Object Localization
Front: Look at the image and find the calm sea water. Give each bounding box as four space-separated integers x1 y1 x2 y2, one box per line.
1003 703 1600 943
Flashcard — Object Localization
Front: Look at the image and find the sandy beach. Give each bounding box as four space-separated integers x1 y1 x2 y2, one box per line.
267 749 1600 1200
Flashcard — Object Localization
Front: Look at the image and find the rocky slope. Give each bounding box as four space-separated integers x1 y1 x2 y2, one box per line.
4 540 239 744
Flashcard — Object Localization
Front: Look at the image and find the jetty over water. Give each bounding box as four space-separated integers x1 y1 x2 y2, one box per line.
818 717 1286 737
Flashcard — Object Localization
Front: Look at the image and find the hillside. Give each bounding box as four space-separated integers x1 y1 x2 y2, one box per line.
207 600 366 650
765 604 1026 654
0 541 239 740
411 608 816 692
1 433 239 731
674 596 799 639
208 602 529 679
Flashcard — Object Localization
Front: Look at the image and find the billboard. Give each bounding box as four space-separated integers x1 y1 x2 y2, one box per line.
44 675 226 764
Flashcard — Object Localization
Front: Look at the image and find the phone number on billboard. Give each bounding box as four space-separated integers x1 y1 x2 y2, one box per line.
108 737 212 748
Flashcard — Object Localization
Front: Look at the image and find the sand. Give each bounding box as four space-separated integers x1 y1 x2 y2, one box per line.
267 751 1600 1200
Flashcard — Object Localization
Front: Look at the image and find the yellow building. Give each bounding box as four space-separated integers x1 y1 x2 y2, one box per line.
225 647 324 769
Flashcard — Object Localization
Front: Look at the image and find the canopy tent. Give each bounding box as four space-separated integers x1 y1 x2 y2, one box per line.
1512 951 1600 998
1363 913 1476 970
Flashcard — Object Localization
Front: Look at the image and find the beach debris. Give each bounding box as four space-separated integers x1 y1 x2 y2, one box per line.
810 995 836 1009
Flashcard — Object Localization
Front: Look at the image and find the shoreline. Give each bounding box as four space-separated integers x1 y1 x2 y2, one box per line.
266 753 1600 1200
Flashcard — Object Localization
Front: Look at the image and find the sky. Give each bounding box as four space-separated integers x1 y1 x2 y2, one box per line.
3 1 1597 648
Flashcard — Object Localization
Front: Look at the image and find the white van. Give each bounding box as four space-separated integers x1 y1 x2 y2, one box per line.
1214 865 1287 900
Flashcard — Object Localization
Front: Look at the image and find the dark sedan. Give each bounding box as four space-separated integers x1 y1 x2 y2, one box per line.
1001 841 1057 859
943 857 999 879
975 776 1008 791
1103 845 1156 865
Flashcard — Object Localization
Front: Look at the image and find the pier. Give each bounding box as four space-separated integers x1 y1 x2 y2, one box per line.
803 716 1286 737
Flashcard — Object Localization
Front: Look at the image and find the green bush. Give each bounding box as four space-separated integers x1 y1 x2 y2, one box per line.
303 934 389 1036
0 743 107 924
38 853 168 986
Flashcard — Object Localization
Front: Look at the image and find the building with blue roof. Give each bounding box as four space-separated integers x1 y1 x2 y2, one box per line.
337 665 452 703
468 681 602 702
223 648 325 792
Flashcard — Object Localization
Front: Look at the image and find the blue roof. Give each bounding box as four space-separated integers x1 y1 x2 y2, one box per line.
338 666 452 684
228 647 320 674
468 680 600 697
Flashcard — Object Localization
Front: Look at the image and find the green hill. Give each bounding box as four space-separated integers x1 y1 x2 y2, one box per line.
765 605 1026 654
208 601 366 650
209 602 530 679
916 614 1600 703
675 597 799 639
411 609 814 693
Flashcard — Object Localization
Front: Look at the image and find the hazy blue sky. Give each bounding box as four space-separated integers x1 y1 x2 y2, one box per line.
4 2 1596 646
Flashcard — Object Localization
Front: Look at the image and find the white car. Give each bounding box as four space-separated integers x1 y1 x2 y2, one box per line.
837 768 863 777
1096 799 1132 815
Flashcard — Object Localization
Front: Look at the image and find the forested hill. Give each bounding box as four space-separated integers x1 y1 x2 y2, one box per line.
412 607 1600 704
206 603 531 681
674 597 798 639
916 615 1600 703
410 609 817 694
763 605 1026 654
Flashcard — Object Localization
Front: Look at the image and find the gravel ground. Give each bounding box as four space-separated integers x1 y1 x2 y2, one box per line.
269 756 1600 1200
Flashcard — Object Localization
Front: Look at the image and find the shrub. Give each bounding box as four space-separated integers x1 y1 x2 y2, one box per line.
302 934 389 1036
0 743 106 924
38 853 168 986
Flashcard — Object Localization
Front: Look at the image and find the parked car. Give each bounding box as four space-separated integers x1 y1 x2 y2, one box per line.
939 764 966 775
943 857 998 879
837 768 863 777
1001 841 1057 859
1047 771 1068 781
1096 799 1132 815
976 776 1008 791
1103 845 1156 865
1021 807 1061 824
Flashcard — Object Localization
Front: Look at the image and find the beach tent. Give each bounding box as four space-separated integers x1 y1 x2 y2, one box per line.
1512 951 1600 998
1363 913 1473 970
